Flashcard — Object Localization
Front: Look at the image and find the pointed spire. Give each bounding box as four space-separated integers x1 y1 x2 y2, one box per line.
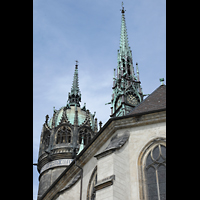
110 2 144 117
119 2 129 56
71 60 80 95
68 61 81 107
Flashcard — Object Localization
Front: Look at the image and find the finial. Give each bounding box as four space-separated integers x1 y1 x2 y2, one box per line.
94 118 98 133
75 60 78 69
99 121 102 129
120 2 126 13
159 78 164 85
45 115 49 123
113 68 116 78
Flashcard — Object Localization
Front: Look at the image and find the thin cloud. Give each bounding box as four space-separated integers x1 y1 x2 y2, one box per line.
33 1 166 198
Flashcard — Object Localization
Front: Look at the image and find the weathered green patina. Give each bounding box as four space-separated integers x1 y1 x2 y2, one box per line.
47 62 96 130
110 2 143 117
68 60 81 107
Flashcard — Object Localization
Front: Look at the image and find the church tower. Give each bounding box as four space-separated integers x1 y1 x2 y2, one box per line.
110 2 143 117
37 61 98 199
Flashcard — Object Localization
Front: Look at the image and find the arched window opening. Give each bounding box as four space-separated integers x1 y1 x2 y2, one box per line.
56 133 61 144
87 166 97 200
79 128 92 146
67 131 71 143
56 126 72 144
61 132 66 143
139 139 166 200
66 127 71 143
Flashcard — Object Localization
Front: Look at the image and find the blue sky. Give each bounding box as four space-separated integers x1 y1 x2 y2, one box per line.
33 0 166 199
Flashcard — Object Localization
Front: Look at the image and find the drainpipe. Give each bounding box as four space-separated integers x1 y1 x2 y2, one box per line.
74 152 83 200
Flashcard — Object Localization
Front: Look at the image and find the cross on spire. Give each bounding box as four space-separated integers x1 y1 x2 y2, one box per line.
68 61 81 107
120 1 126 13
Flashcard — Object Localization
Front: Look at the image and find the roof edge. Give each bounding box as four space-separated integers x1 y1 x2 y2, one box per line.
39 107 166 200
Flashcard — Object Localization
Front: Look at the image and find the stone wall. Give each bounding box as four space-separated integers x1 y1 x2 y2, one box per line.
56 120 165 200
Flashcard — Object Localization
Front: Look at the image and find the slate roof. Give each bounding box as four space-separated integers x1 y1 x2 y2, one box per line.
128 84 166 115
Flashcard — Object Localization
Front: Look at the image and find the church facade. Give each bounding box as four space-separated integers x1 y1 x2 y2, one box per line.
36 3 166 200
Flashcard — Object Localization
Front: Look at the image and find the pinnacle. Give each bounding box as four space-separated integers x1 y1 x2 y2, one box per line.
119 5 130 55
68 61 81 106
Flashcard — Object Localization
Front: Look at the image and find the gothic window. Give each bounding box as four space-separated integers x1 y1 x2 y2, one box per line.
56 132 61 144
87 166 97 200
56 126 72 144
139 138 166 200
79 128 92 145
61 132 66 143
67 131 71 143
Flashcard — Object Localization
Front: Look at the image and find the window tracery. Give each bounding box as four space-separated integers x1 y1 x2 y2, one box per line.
139 138 166 200
56 126 71 144
79 128 92 146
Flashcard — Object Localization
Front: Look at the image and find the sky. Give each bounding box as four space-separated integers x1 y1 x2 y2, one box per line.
33 0 166 199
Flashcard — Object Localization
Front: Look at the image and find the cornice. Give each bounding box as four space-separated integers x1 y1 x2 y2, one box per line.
39 109 166 200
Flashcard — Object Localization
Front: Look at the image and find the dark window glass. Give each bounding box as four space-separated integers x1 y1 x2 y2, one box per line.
145 144 166 200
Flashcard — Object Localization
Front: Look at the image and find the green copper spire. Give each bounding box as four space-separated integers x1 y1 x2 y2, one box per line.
119 2 130 56
110 2 143 117
68 60 81 107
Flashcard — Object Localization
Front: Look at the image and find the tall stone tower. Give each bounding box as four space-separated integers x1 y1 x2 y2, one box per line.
37 61 98 199
110 2 143 117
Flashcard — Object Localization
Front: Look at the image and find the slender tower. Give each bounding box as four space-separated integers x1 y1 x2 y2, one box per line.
37 61 98 199
110 2 143 117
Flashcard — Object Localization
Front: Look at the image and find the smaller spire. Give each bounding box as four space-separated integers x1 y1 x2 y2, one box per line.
68 61 81 107
159 78 164 85
99 121 102 129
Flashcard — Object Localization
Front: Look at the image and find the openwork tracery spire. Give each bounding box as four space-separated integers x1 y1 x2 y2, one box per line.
109 2 143 117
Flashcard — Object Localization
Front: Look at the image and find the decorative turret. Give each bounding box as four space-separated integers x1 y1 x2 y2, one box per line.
37 61 99 199
110 2 143 117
